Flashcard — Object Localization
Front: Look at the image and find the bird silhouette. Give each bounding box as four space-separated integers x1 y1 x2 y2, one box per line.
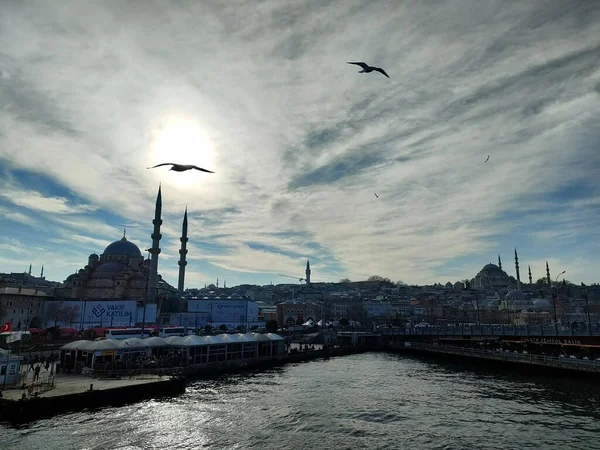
374 192 379 198
484 155 490 163
347 62 390 78
147 163 215 173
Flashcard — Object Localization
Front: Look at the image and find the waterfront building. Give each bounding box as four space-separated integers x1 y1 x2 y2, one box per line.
276 300 322 326
0 287 50 330
362 301 393 319
185 290 260 329
0 348 23 386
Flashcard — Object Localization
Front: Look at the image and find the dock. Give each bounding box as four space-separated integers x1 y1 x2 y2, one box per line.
0 373 186 425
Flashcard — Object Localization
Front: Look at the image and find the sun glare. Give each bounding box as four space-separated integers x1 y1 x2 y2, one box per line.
149 118 216 188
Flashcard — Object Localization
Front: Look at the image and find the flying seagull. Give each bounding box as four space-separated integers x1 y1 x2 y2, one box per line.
147 163 215 173
347 62 390 78
484 155 490 163
374 192 379 198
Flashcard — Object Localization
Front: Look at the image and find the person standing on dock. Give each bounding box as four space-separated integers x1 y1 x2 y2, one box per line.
34 365 40 382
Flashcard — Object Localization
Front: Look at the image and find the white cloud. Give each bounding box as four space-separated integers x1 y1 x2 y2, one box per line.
0 1 599 285
0 184 96 215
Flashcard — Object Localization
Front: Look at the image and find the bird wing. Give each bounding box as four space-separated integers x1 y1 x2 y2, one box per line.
189 165 215 173
147 163 175 169
485 156 490 162
374 67 390 78
347 62 370 70
374 193 379 198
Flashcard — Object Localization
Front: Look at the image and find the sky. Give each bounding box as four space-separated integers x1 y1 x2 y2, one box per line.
0 0 599 288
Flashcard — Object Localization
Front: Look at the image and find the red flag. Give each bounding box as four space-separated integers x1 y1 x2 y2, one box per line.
0 322 11 333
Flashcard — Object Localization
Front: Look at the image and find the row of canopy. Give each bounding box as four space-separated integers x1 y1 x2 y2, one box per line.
61 333 284 352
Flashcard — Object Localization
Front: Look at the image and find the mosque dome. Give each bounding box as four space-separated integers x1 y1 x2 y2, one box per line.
96 262 124 273
505 289 527 301
482 263 502 272
532 299 552 311
103 236 142 257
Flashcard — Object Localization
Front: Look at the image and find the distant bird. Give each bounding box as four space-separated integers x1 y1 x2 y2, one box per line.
484 155 490 163
347 62 390 78
374 192 379 198
147 163 215 173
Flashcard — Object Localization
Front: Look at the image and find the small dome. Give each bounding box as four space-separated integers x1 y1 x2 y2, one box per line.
103 236 142 257
532 298 551 310
505 289 527 300
96 262 124 273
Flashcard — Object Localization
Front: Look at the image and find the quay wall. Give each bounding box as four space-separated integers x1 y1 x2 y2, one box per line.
0 377 186 425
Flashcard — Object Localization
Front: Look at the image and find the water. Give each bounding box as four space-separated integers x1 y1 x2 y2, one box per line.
3 353 600 449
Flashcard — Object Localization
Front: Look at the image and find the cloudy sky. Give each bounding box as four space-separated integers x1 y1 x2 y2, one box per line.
1 0 599 288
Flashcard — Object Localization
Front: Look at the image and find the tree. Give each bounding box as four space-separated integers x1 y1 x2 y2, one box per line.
219 324 228 331
340 278 351 283
204 324 213 334
251 325 259 331
29 316 42 328
46 301 65 327
367 276 393 285
63 305 80 327
395 280 407 286
265 319 278 333
339 318 349 327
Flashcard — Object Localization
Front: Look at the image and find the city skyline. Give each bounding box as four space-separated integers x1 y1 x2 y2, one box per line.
1 1 599 287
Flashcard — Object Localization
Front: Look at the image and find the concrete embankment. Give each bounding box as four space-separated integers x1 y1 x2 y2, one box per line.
0 376 186 425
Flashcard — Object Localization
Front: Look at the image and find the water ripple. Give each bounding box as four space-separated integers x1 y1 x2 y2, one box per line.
3 353 600 449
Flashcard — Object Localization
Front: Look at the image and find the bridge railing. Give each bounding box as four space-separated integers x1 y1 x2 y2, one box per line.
379 325 600 337
401 342 600 371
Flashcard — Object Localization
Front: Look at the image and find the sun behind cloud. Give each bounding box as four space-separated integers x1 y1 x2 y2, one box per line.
148 117 217 188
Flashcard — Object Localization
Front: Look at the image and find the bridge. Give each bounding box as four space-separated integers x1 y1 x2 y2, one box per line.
377 324 600 338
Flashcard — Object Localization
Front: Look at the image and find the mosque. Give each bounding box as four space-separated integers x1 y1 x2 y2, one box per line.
54 186 190 313
470 249 554 314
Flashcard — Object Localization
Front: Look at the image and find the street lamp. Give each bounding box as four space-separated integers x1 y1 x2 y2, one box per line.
582 283 592 336
142 249 151 337
551 270 566 334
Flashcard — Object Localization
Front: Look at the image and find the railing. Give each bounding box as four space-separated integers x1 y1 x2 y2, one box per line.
399 342 600 372
378 325 600 337
90 365 186 379
23 373 56 397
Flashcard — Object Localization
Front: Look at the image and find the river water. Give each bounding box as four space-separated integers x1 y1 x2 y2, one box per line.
3 353 600 450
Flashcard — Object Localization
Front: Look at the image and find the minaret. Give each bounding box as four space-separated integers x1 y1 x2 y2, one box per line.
546 261 551 285
216 278 219 288
224 280 227 288
177 207 188 292
498 255 502 270
528 266 532 284
28 264 32 276
148 185 162 304
514 248 521 289
305 260 311 285
40 265 44 279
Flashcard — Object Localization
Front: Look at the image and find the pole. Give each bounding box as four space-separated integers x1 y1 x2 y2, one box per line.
552 271 566 334
142 250 150 337
583 286 592 336
18 300 32 358
2 348 10 390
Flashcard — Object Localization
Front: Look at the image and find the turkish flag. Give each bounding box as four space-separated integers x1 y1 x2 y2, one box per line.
0 322 11 333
